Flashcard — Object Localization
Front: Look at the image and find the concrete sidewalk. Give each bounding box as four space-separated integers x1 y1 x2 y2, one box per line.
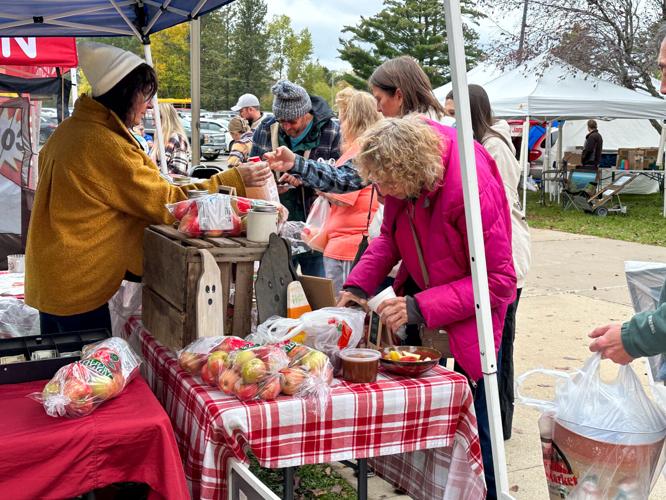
350 228 666 498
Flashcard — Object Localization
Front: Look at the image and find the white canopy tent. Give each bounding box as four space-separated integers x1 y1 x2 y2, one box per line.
0 1 514 497
435 55 666 213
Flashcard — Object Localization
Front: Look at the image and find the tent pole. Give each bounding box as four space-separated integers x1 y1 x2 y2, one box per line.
70 68 78 106
143 41 168 175
190 17 201 166
521 116 530 215
443 1 512 498
544 121 552 203
658 121 666 217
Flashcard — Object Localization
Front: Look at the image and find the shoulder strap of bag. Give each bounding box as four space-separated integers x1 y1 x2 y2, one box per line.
407 208 430 289
364 185 376 236
270 122 280 150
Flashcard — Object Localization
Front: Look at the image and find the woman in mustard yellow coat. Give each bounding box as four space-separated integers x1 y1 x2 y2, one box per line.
25 42 271 334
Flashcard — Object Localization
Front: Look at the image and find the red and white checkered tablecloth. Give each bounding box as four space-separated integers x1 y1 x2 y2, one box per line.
124 317 486 500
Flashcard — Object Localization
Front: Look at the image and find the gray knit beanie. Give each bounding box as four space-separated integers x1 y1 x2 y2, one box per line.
271 80 312 121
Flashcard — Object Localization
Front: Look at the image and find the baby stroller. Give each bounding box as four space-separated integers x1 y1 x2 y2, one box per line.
561 167 638 217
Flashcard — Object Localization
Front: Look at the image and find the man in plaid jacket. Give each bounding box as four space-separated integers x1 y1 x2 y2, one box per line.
250 80 341 277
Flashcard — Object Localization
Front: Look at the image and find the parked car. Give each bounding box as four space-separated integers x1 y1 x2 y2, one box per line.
143 114 231 160
39 116 58 145
182 119 228 161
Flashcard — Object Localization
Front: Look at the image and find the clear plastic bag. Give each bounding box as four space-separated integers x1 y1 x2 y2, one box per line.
516 354 666 499
301 196 330 252
167 194 287 238
108 280 142 338
177 336 256 375
0 297 39 338
30 338 142 418
179 337 334 411
280 220 309 256
249 307 366 368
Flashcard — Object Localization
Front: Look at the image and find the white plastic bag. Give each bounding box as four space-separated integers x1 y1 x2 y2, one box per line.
0 297 39 338
301 196 330 252
516 354 666 499
249 307 366 370
108 281 142 338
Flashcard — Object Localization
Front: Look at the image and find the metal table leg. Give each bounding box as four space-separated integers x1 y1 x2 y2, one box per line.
357 459 368 500
283 466 294 500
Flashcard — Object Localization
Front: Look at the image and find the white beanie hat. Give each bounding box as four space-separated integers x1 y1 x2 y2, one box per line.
78 41 146 97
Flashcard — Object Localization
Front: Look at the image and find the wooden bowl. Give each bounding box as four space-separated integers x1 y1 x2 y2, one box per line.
379 346 441 377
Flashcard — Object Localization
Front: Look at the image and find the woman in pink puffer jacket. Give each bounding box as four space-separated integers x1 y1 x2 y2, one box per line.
340 116 516 500
342 117 516 382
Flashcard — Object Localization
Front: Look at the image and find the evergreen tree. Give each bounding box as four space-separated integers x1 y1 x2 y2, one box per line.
229 0 270 105
338 0 483 88
201 7 235 110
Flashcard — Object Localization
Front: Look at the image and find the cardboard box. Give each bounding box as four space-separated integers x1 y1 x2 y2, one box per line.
616 148 659 170
563 151 582 166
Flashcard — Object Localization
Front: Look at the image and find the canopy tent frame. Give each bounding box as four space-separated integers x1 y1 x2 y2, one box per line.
0 1 514 496
444 1 512 497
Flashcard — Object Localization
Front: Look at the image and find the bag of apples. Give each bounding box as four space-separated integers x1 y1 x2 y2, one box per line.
167 194 287 238
30 338 141 418
177 335 256 381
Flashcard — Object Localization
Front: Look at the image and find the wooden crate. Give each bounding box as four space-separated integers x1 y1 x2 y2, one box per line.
142 225 268 350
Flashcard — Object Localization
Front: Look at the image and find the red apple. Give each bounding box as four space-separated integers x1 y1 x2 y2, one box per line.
201 362 215 386
279 367 308 395
241 358 267 384
207 351 229 378
179 351 206 374
172 200 194 220
257 376 282 400
66 399 95 417
218 368 240 395
234 380 259 401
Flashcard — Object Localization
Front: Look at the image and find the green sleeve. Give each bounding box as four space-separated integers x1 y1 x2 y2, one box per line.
621 302 666 357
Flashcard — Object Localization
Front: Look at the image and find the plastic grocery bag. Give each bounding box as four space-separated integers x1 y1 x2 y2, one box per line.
0 297 39 338
249 307 366 366
30 338 141 418
301 196 330 252
516 354 666 499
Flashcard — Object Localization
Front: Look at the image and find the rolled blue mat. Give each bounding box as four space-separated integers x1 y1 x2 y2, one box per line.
570 172 597 189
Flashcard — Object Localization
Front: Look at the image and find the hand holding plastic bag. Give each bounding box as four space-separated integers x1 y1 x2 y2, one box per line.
301 196 330 252
30 338 141 418
516 354 666 499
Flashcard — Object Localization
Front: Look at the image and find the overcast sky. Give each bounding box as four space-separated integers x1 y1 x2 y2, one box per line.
265 1 521 71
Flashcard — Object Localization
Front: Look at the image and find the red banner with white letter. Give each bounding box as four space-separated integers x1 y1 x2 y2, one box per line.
0 37 77 69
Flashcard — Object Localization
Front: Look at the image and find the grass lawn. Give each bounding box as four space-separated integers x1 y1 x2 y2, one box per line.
525 191 666 246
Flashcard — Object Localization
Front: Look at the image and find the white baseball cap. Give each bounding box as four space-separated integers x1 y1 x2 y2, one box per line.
231 93 260 111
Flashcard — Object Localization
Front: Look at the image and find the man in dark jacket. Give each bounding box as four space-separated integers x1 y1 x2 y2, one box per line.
581 119 603 167
250 80 341 277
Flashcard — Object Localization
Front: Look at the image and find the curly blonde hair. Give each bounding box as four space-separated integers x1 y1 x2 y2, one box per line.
356 117 444 198
335 87 382 151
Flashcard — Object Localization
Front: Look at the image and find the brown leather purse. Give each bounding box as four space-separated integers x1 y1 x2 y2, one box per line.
408 213 452 358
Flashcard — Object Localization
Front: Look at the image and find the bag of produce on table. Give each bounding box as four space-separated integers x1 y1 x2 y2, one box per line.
178 337 335 410
178 335 257 377
30 338 141 418
166 194 287 238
